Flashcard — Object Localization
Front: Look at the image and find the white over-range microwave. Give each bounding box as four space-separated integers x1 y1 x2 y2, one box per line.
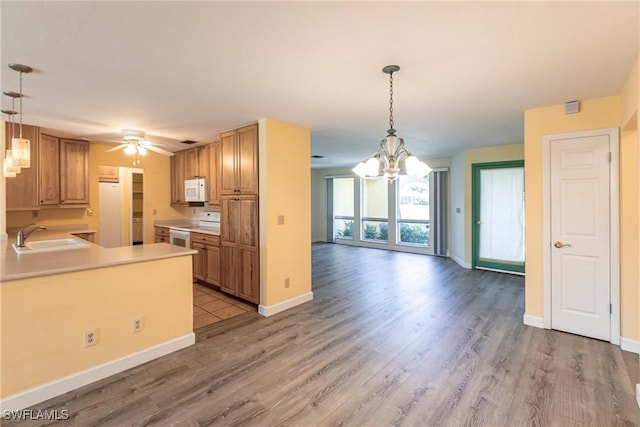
185 178 208 202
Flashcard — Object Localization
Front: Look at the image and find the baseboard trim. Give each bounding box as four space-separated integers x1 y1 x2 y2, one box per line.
311 238 326 243
0 333 195 412
620 337 640 354
259 292 313 317
523 314 545 329
450 254 471 269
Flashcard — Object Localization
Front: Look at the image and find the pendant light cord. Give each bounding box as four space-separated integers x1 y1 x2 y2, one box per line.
18 71 23 138
388 71 394 131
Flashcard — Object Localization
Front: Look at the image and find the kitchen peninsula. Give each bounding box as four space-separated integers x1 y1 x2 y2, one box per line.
0 229 196 411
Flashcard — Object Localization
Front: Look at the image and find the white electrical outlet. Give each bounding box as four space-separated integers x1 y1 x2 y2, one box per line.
83 329 98 348
132 317 144 333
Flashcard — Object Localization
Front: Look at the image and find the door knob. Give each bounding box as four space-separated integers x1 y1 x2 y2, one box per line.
554 241 572 248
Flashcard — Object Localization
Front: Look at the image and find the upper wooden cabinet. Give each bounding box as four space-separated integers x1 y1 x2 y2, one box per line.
40 135 90 206
171 144 220 206
5 123 39 211
220 124 258 195
98 165 119 183
170 151 187 205
39 133 60 206
208 141 221 205
59 139 90 205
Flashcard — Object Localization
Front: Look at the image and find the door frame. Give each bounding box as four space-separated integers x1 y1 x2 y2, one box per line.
471 160 525 273
542 127 620 344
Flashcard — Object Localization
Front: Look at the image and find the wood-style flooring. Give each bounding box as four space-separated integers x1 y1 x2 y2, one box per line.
6 243 640 426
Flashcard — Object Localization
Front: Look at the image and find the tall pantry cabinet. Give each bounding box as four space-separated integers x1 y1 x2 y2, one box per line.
220 123 259 304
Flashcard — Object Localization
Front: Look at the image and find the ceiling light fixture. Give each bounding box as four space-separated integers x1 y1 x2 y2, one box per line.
353 65 430 182
6 63 33 169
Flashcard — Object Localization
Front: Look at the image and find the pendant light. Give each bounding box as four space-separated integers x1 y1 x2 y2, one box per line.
1 108 20 177
8 63 33 168
353 65 431 181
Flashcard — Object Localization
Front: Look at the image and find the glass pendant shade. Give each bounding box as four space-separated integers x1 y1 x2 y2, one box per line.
3 150 21 176
137 146 148 156
10 137 30 167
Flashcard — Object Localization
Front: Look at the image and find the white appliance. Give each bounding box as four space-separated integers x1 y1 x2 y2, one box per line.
198 211 221 234
185 178 208 202
169 212 221 248
169 228 191 248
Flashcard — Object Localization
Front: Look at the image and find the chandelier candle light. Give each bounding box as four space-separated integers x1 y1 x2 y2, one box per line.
353 65 431 182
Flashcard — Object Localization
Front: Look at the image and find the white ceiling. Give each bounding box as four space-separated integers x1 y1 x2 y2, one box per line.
1 1 638 168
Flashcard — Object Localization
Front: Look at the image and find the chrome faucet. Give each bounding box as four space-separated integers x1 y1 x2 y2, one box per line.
16 224 47 247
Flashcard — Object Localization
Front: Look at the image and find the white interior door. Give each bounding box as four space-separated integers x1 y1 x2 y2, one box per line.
550 133 611 341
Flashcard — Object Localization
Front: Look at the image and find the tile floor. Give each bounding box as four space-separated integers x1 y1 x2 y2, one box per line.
193 283 256 329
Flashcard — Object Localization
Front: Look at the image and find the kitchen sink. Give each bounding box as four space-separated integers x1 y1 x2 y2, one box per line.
12 238 91 254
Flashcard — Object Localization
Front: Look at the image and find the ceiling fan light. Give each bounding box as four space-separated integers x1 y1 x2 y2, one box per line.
124 143 137 155
137 146 148 155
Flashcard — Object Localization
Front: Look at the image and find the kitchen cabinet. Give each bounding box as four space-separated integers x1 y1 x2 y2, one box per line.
170 151 187 205
37 134 89 207
208 141 221 205
155 226 170 243
98 165 119 183
220 195 259 303
191 232 220 286
171 145 213 205
5 123 39 211
220 124 258 195
39 134 59 205
59 139 90 205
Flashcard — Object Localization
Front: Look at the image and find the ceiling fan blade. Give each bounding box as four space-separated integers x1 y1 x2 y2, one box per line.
105 144 129 153
145 145 175 156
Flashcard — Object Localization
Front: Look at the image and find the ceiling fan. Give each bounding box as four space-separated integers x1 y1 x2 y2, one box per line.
104 129 175 157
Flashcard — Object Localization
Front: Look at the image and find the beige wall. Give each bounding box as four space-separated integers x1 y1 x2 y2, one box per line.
1 256 193 397
259 118 312 307
523 96 635 333
461 144 524 265
6 142 189 244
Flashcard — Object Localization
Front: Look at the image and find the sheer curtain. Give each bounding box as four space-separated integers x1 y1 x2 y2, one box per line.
479 168 524 262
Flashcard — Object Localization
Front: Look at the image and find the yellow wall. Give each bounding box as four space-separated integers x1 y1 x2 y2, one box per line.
462 144 524 264
523 95 624 319
6 142 188 244
1 256 193 397
259 119 312 307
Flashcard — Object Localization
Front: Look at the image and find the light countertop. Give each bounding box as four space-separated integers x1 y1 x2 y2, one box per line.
154 220 220 236
1 229 196 282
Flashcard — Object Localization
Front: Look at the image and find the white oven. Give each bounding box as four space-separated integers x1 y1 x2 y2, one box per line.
169 227 191 248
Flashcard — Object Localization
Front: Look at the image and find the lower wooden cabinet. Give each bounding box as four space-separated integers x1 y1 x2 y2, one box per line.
154 226 169 243
220 195 259 304
191 232 220 286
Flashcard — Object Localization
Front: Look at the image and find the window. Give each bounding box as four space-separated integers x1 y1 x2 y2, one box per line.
333 178 354 239
397 175 430 246
361 178 388 242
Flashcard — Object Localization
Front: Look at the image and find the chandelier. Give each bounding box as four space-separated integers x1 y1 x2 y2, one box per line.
353 65 430 181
